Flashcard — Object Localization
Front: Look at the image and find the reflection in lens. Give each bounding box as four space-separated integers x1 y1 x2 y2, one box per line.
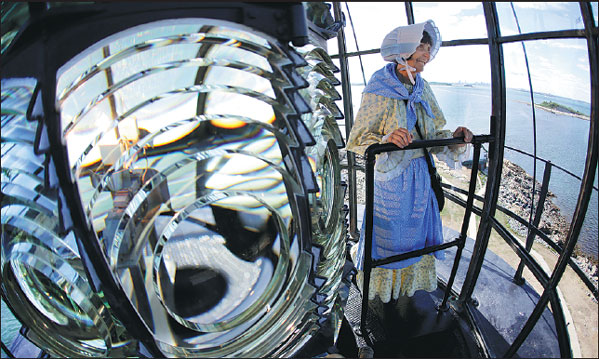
1 79 136 357
153 192 289 332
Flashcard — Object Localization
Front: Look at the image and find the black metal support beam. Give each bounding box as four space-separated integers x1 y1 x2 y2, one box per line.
458 2 506 308
333 2 359 240
405 2 414 25
498 29 587 43
331 38 490 60
329 30 587 60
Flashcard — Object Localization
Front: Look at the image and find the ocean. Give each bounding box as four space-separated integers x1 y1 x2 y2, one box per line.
1 301 19 357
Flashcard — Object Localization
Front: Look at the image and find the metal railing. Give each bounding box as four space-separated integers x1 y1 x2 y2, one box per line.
359 134 492 348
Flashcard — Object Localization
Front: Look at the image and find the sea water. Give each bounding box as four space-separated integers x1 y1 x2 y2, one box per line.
431 83 597 261
1 300 20 357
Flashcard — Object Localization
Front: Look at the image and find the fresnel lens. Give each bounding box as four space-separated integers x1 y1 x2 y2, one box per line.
2 8 348 357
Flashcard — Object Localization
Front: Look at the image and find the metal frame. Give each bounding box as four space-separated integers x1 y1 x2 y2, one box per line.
334 1 598 357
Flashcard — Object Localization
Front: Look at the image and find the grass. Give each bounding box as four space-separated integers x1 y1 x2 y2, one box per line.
537 101 586 117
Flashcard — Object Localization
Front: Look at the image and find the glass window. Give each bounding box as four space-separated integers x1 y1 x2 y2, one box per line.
497 2 585 36
593 2 599 26
426 45 491 135
580 190 598 264
503 39 591 105
326 35 339 57
502 38 591 257
413 2 488 41
345 54 384 114
342 2 408 54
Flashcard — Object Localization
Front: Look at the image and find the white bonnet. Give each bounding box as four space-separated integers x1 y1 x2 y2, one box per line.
380 20 441 64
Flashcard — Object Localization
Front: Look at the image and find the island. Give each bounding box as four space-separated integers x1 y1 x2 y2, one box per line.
535 101 589 120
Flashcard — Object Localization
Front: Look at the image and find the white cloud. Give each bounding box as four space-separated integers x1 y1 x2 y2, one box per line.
413 3 487 40
548 42 588 51
414 2 480 18
576 61 590 73
513 2 567 11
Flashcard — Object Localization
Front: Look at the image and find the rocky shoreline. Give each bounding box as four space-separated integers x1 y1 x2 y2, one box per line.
495 159 598 281
342 150 598 287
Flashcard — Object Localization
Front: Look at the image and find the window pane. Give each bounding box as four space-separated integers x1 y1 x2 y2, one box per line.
580 190 598 263
345 53 384 114
343 2 408 53
502 37 592 261
427 45 491 135
497 2 585 36
503 39 591 170
413 2 488 41
503 39 591 104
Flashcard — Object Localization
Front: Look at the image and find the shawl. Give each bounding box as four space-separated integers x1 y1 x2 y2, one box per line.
363 63 435 131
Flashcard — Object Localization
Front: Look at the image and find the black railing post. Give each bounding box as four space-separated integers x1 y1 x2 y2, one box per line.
333 2 359 240
439 143 482 311
458 2 506 309
514 161 552 284
359 144 377 348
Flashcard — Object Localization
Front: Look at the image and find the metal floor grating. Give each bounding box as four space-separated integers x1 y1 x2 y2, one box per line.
336 279 481 358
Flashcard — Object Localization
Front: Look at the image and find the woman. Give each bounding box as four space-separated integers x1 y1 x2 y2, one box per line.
346 20 473 306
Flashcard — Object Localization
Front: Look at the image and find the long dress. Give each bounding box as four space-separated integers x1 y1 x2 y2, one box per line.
346 76 468 302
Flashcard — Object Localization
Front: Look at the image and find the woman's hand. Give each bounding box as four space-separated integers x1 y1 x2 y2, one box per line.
452 126 473 147
386 128 413 148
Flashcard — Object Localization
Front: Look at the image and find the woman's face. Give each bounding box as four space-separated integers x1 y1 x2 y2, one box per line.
406 42 432 73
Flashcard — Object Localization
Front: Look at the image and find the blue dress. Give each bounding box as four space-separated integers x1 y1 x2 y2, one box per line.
353 155 445 271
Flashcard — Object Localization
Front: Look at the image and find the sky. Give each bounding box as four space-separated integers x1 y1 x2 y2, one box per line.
325 2 597 103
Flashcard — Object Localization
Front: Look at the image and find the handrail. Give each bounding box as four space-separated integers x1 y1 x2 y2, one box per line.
363 135 493 158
